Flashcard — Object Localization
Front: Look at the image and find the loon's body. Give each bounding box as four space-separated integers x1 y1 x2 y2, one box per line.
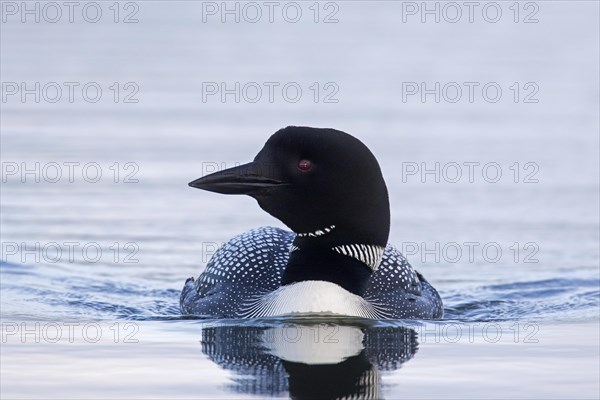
181 227 442 318
181 127 443 319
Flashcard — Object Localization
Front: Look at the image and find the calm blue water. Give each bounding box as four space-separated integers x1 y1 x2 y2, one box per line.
1 1 599 399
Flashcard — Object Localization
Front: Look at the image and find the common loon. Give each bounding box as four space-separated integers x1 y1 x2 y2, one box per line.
180 126 443 319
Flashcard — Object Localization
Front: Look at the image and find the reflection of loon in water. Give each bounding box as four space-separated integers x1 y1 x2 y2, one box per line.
201 322 418 399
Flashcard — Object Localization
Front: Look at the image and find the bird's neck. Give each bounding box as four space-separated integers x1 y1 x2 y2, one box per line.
281 235 380 296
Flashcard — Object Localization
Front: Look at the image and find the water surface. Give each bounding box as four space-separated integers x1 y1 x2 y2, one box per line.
1 1 599 399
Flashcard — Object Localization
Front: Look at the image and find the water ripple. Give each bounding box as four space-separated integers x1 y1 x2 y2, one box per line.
443 277 600 322
2 261 598 324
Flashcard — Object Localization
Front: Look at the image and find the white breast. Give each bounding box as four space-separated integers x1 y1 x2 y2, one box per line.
240 280 379 318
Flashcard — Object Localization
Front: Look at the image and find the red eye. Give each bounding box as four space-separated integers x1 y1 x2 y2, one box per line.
298 159 312 172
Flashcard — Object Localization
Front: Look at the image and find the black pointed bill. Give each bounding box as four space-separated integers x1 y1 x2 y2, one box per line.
189 161 286 195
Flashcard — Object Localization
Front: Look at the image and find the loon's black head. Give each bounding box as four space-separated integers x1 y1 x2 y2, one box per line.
190 126 391 295
190 126 390 248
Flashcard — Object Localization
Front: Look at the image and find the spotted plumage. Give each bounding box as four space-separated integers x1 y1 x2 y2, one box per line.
180 227 443 319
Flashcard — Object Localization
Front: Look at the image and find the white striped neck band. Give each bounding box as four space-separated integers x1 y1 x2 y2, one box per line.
331 244 385 271
296 225 336 238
